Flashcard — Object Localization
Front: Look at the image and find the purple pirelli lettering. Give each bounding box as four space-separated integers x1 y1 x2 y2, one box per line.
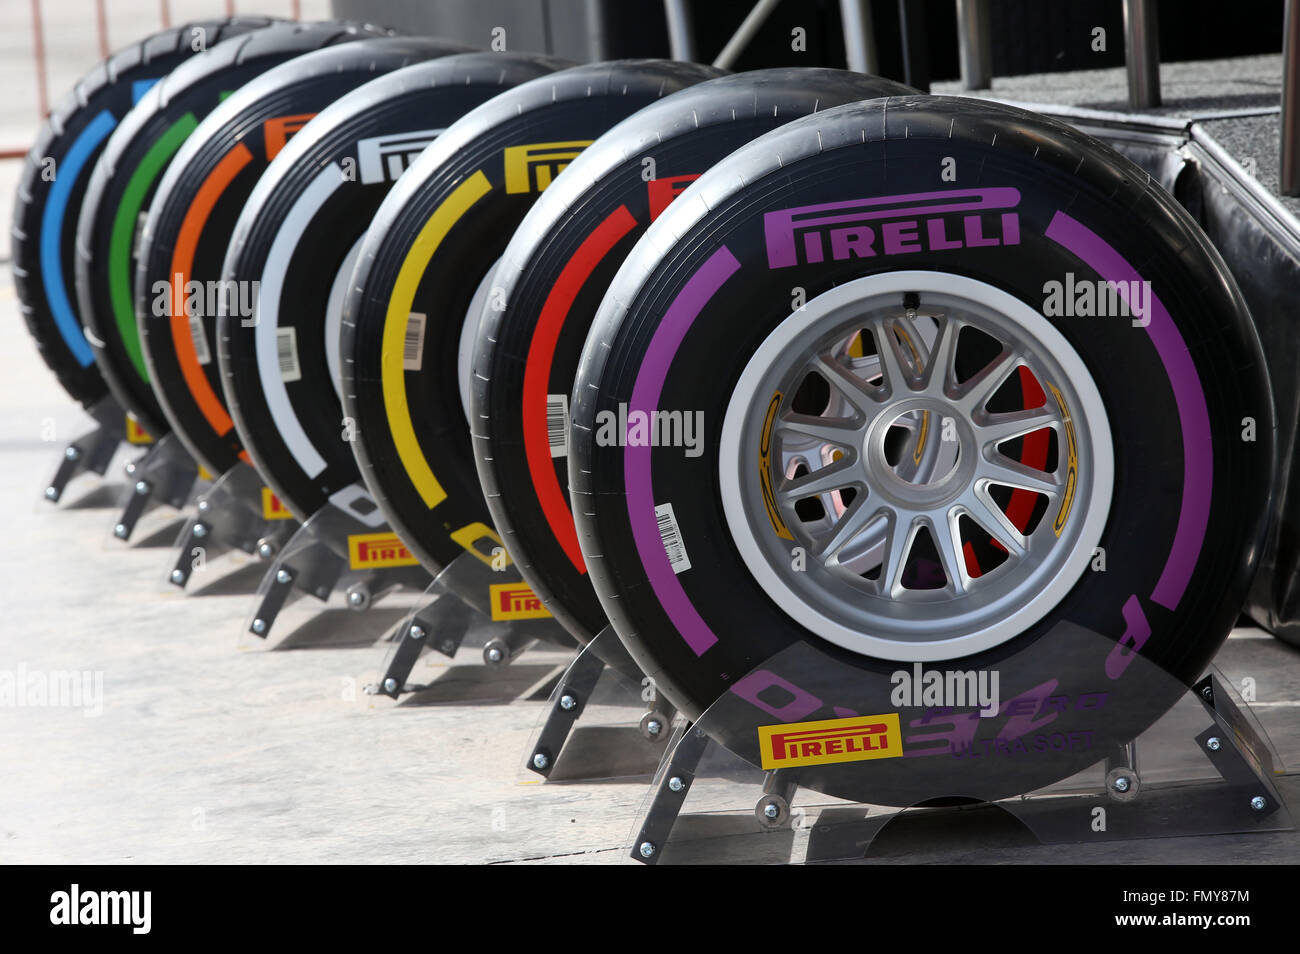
764 187 1022 269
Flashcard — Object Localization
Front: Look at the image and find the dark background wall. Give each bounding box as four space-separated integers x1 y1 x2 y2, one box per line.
331 0 1286 84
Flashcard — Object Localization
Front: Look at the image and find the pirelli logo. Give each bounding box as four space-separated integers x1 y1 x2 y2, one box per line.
264 112 316 160
758 713 902 769
503 140 592 194
125 415 153 445
356 128 444 184
348 532 419 570
489 583 552 621
260 487 293 521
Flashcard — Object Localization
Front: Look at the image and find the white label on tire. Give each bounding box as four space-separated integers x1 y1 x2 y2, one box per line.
403 312 426 371
546 393 569 458
275 326 301 382
655 502 691 574
188 314 211 366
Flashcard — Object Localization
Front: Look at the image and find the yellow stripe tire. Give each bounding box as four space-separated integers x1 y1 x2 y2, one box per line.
340 59 719 575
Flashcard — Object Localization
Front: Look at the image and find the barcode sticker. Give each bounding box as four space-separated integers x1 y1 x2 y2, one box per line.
546 393 569 458
275 326 302 382
655 502 691 574
188 314 211 365
403 312 426 370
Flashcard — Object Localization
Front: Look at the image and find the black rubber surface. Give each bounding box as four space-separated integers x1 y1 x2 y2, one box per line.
135 36 472 477
10 17 276 412
341 59 720 575
74 19 391 439
472 68 914 644
219 51 566 521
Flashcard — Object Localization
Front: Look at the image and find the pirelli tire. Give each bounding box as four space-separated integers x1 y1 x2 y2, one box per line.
472 68 914 647
568 95 1275 805
218 51 568 523
134 36 472 478
74 19 391 439
341 59 721 577
10 16 276 411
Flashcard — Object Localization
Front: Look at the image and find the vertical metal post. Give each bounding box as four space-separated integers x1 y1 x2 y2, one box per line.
586 0 610 61
713 0 784 71
897 0 930 92
839 0 879 74
290 0 301 20
94 0 110 59
1123 0 1161 108
956 0 992 90
30 0 49 118
1283 0 1300 195
159 0 171 29
663 0 696 61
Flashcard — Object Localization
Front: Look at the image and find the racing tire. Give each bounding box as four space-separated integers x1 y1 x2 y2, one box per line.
341 59 721 576
134 35 473 477
472 68 914 645
10 16 277 412
218 51 568 522
568 95 1275 805
73 19 391 438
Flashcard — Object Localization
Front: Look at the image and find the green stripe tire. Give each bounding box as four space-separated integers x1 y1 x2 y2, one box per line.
135 36 472 478
74 19 390 438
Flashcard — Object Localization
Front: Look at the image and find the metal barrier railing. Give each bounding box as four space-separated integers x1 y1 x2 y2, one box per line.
665 0 1297 196
1282 0 1299 194
6 1 1297 198
1 0 304 160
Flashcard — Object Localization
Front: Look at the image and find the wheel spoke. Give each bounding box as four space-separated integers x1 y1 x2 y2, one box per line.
811 353 882 418
778 455 861 502
920 315 960 396
963 487 1029 559
979 453 1061 496
976 405 1060 448
954 347 1020 414
927 511 968 595
815 496 884 565
869 319 917 396
876 511 916 596
776 412 860 448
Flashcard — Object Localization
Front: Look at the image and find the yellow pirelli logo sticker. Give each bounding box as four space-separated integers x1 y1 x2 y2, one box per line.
348 533 419 570
125 415 153 445
503 140 592 194
489 583 552 621
759 713 903 769
261 487 293 521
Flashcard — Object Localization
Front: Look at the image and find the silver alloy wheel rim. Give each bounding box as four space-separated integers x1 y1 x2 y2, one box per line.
718 271 1114 662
